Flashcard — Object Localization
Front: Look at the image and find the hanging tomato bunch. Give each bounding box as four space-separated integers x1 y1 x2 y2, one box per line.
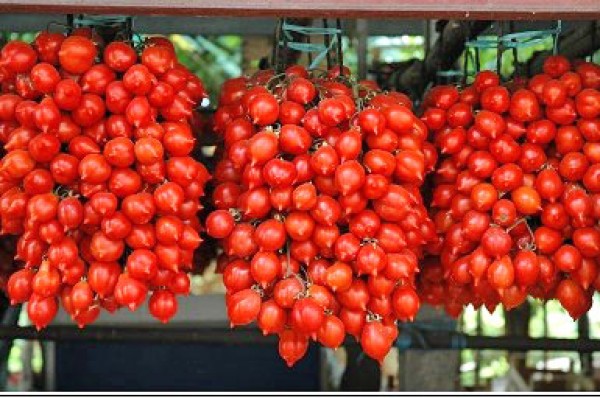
420 56 600 320
0 28 210 329
205 65 437 366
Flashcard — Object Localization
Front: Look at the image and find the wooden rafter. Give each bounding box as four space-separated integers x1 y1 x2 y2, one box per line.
0 0 598 20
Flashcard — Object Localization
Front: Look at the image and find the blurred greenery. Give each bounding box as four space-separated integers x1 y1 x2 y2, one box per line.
459 295 600 390
462 35 554 81
369 35 425 64
169 34 242 105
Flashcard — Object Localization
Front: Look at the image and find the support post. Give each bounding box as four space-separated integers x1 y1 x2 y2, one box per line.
356 19 368 80
397 306 460 391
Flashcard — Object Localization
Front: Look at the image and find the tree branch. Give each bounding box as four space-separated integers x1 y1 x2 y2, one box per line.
395 20 492 100
526 22 600 75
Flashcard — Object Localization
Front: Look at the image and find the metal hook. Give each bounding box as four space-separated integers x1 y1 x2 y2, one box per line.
552 20 562 55
271 19 284 72
496 21 504 80
510 21 519 79
336 19 344 76
66 14 74 34
323 19 332 69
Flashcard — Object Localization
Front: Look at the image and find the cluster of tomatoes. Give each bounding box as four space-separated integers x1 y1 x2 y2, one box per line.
205 65 437 366
0 29 209 329
2 23 599 370
419 56 600 320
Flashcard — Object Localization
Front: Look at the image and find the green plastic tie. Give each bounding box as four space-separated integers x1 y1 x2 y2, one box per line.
466 21 562 50
280 21 342 70
74 15 130 27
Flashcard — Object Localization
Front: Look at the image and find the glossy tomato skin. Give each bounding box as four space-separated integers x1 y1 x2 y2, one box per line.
0 34 210 332
418 59 600 322
206 67 442 367
58 36 97 75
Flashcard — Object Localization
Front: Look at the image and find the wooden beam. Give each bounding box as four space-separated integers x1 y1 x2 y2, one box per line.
0 14 426 36
0 15 587 36
0 0 598 20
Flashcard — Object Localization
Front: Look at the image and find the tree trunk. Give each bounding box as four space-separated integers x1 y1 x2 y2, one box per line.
395 20 492 100
526 22 600 75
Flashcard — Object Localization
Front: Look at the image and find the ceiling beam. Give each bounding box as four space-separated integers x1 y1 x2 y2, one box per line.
0 0 598 20
0 15 586 37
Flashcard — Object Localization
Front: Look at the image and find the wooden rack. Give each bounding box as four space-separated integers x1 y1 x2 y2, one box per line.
0 0 598 20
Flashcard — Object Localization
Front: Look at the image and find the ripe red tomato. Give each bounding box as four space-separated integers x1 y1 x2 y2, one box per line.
58 36 97 74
